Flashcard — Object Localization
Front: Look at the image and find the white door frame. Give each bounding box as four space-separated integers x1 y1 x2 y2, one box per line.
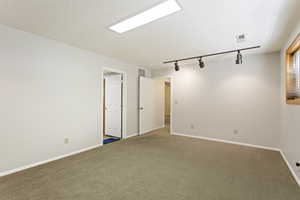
100 67 127 145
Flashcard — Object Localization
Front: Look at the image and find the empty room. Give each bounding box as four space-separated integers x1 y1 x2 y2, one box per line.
1 0 300 199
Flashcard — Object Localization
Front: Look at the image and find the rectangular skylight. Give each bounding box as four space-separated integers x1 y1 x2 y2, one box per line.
109 0 181 33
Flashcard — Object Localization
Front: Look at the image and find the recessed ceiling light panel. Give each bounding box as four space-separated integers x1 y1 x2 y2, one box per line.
109 0 181 34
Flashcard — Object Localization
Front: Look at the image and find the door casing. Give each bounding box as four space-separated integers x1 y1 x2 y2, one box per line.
100 67 127 145
104 74 123 138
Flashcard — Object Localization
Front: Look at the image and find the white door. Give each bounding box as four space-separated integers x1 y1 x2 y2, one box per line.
139 77 165 135
105 74 122 138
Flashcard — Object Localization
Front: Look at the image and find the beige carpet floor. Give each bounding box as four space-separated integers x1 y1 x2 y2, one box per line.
1 128 300 200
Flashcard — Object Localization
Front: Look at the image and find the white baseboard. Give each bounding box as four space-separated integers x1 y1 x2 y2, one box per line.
125 133 138 139
0 144 101 177
172 132 300 187
172 132 280 152
279 150 300 187
140 125 165 135
0 128 159 177
2 133 299 188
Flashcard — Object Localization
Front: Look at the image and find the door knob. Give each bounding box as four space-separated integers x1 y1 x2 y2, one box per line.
139 107 144 110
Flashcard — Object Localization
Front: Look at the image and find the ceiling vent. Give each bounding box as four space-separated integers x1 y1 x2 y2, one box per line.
236 34 246 43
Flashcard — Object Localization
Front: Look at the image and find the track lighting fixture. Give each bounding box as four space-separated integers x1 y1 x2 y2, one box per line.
198 57 205 69
164 46 260 69
236 50 243 64
174 62 179 71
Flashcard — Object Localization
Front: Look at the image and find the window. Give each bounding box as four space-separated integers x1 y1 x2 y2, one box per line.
286 33 300 104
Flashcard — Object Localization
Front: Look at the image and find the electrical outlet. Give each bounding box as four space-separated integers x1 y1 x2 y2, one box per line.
190 124 195 129
236 34 246 43
64 138 69 144
233 129 238 135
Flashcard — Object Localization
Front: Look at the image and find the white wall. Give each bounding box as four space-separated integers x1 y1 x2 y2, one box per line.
0 25 148 173
280 20 300 183
152 53 281 148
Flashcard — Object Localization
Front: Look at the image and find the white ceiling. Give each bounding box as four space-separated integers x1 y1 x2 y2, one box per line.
0 0 299 68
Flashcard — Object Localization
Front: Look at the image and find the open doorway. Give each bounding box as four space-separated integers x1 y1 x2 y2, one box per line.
102 69 125 145
164 79 171 130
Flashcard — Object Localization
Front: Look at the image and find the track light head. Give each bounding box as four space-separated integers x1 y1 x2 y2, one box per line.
236 50 243 64
198 57 205 69
174 62 180 71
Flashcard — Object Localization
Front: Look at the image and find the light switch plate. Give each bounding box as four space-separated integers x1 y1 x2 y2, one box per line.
64 138 69 144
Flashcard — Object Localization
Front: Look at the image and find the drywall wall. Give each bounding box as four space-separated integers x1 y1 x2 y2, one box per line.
280 20 300 183
0 25 148 174
152 53 281 148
